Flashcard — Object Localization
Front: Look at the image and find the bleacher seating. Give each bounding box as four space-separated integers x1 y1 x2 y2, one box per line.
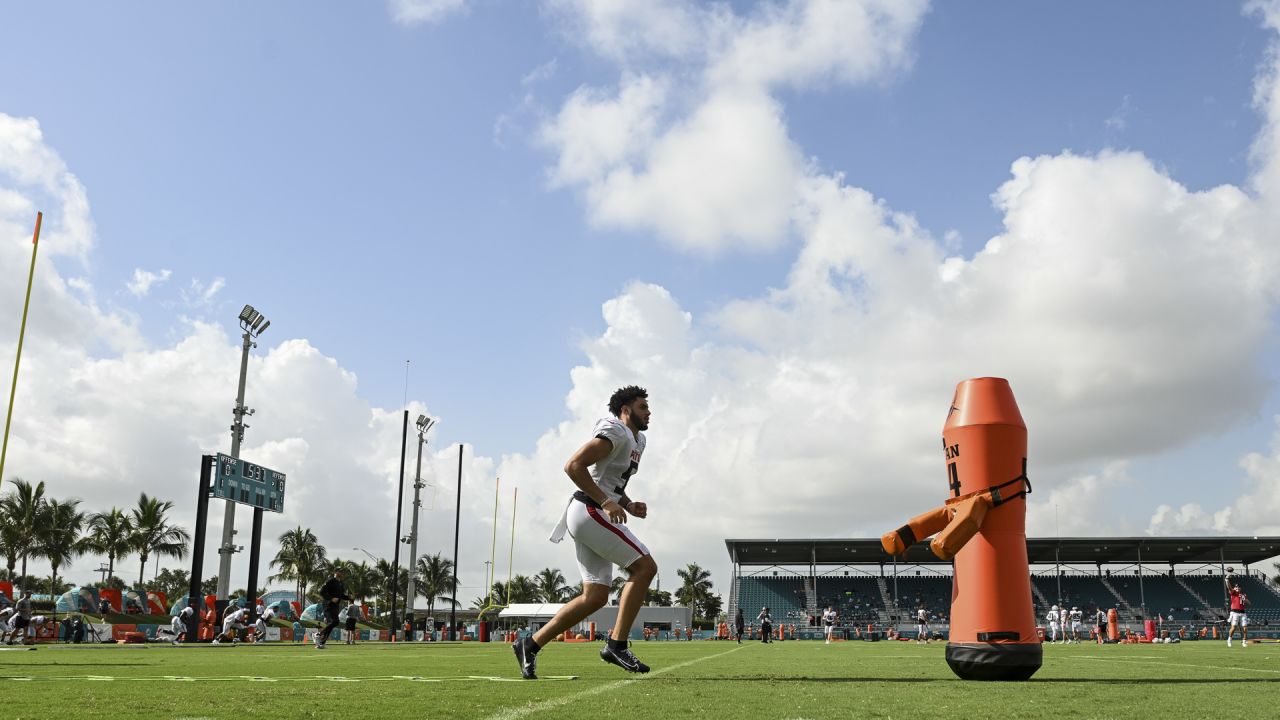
1032 575 1113 614
736 570 1280 631
888 576 950 623
1236 575 1280 625
815 576 883 626
737 575 807 623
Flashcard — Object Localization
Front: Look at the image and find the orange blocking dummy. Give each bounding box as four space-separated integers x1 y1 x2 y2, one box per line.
880 378 1041 680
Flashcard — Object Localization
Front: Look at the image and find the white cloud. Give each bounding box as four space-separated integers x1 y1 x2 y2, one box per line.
126 268 172 298
538 0 929 254
389 0 468 26
179 276 225 310
543 0 707 63
1105 94 1134 131
1148 416 1280 536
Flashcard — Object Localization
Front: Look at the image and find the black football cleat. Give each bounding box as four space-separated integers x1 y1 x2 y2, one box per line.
600 643 650 673
513 638 538 680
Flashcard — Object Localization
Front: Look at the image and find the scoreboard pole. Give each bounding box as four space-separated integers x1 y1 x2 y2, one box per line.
186 455 213 642
246 507 264 615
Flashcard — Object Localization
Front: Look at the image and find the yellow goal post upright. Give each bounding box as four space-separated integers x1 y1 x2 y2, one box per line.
1 211 42 491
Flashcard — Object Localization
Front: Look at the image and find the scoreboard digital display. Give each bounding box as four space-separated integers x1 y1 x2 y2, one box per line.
212 453 286 513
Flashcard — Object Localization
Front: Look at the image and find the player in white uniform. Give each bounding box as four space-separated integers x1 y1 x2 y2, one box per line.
823 606 838 644
514 386 657 680
214 606 248 644
253 605 277 643
1068 607 1083 643
916 607 930 644
1046 605 1061 643
168 604 196 645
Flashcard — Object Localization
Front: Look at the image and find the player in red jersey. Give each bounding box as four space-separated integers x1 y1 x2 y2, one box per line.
1225 572 1250 648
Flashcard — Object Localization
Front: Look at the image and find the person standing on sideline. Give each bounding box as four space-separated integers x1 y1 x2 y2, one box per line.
1046 605 1061 644
758 607 773 643
1069 606 1083 644
1225 574 1250 648
1094 607 1107 644
513 386 657 679
916 607 930 644
823 606 838 644
344 604 359 644
316 567 353 650
734 607 745 644
292 619 304 644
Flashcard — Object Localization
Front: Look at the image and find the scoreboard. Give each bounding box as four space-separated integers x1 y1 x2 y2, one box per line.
212 453 286 513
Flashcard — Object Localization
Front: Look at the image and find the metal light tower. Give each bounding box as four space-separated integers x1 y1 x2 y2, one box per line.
404 414 434 629
216 304 270 602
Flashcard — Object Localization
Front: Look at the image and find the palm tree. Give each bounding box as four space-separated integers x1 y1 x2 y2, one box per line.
373 558 408 610
270 527 326 603
676 563 714 619
37 498 90 603
534 568 569 603
129 494 191 585
344 561 376 604
507 574 540 604
609 576 626 604
0 478 46 590
86 508 134 581
415 553 456 620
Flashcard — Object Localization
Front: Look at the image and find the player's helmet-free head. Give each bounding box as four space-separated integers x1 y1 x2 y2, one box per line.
608 385 648 417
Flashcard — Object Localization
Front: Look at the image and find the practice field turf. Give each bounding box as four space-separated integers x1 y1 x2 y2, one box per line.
1 639 1276 719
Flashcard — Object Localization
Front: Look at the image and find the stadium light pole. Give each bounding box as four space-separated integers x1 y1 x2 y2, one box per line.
405 415 434 631
216 304 270 604
390 410 409 639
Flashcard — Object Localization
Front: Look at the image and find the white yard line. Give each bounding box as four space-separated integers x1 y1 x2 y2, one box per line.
484 645 747 720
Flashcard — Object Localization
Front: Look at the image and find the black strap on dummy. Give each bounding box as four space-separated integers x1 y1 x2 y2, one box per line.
989 458 1032 507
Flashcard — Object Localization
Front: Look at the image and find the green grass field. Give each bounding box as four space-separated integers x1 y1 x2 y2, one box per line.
1 639 1276 719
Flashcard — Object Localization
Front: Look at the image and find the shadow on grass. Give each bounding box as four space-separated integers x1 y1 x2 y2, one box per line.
671 676 1280 684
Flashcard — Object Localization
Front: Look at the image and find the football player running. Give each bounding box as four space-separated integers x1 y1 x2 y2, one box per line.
253 604 277 643
514 386 657 680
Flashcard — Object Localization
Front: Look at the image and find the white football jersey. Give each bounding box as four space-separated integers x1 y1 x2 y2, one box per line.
589 418 645 504
224 608 248 624
1046 610 1059 624
824 610 837 625
917 609 928 622
1069 610 1082 623
261 607 276 622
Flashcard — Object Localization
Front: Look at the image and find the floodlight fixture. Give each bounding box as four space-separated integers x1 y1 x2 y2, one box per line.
416 415 435 434
238 304 270 337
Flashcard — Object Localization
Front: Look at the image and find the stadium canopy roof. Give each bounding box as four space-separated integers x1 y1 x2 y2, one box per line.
725 537 1280 567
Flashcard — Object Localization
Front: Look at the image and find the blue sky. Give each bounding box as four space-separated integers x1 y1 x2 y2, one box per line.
3 1 1269 457
4 1 1280 592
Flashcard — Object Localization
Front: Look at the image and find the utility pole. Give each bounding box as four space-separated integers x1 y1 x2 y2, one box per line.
216 305 269 603
406 415 434 630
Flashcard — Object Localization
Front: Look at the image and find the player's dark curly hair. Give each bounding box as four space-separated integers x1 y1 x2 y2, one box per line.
608 385 648 417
